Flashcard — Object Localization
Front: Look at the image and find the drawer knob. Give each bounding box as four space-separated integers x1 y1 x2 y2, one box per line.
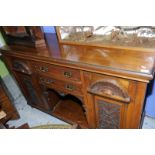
65 84 75 91
40 77 53 84
46 79 53 84
40 66 48 72
64 71 72 78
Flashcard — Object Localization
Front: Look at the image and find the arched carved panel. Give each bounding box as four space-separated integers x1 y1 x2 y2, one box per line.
88 80 130 103
13 60 31 74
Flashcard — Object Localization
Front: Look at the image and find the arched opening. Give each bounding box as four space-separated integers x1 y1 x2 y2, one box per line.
43 88 88 128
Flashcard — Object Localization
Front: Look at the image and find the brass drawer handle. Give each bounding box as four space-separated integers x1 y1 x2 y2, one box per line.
64 71 72 78
40 66 48 72
65 84 75 91
46 79 53 84
40 77 53 84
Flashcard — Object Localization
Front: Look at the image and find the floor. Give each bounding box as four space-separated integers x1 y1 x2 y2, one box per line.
2 75 155 129
3 75 67 128
6 95 67 128
142 115 155 129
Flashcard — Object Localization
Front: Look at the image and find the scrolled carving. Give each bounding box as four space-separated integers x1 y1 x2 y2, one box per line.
88 80 130 103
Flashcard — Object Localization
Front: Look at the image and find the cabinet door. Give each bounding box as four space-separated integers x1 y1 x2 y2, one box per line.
95 96 125 129
13 72 50 111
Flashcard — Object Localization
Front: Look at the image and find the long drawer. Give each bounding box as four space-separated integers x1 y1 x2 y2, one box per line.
38 75 83 97
31 61 81 82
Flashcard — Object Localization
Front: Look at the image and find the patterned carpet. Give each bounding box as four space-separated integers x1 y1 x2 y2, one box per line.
31 124 78 129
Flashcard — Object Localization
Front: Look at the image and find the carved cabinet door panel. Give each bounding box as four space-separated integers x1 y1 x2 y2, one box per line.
13 72 51 111
94 96 125 129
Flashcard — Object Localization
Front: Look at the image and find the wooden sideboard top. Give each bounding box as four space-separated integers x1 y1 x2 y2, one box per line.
1 33 155 82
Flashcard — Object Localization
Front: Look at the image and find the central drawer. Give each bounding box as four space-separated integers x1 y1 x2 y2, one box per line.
38 75 83 97
31 62 81 82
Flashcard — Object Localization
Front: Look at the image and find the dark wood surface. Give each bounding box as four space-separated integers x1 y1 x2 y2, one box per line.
1 33 155 129
1 34 155 82
0 26 46 48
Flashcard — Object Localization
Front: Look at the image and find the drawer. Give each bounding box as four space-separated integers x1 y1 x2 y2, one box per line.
31 62 81 82
84 72 131 103
38 75 83 96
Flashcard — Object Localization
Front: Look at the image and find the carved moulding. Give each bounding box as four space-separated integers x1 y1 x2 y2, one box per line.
88 79 130 103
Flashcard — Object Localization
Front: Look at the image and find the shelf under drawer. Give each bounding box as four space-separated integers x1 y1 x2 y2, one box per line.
52 99 88 129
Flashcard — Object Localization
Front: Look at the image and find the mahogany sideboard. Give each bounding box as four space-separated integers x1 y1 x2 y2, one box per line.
0 33 155 129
